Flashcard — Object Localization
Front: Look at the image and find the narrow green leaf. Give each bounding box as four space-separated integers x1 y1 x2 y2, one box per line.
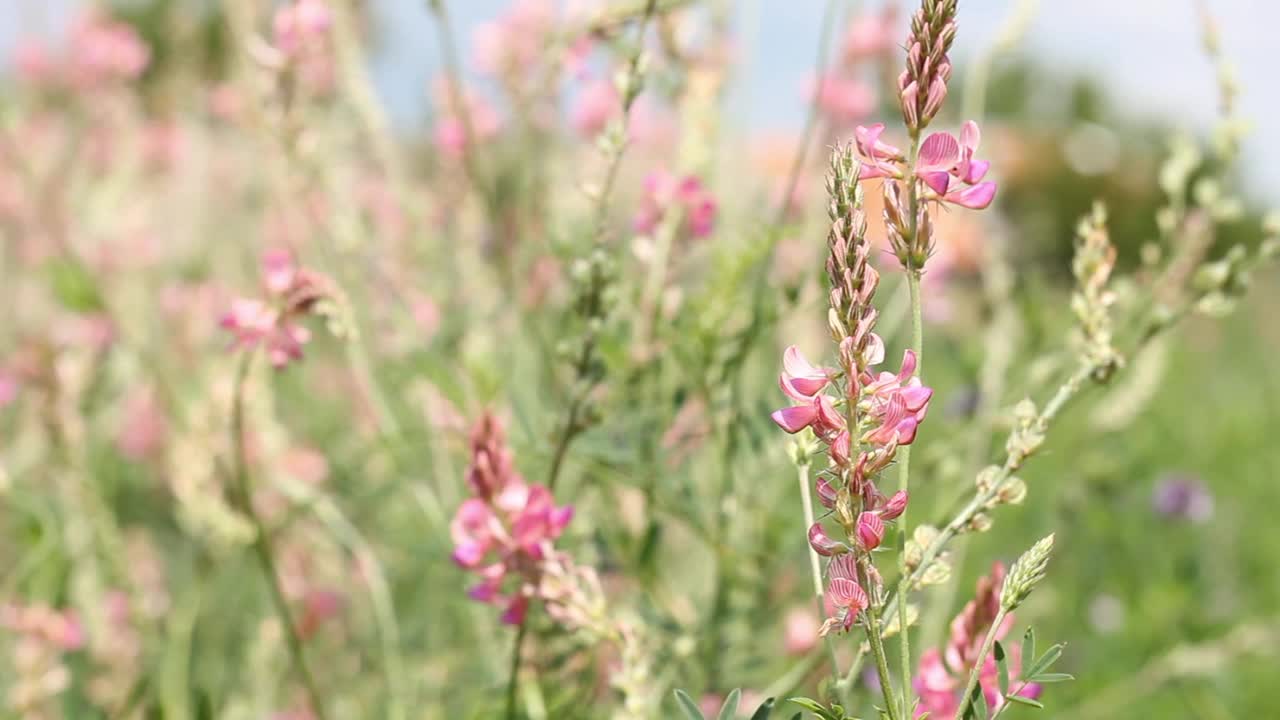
1028 673 1074 683
718 688 742 720
788 697 835 720
674 689 706 720
994 640 1010 695
1005 694 1045 709
749 697 776 720
1023 644 1065 680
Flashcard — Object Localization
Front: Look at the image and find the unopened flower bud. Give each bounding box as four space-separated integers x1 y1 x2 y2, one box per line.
997 477 1028 505
968 512 993 533
975 465 1001 494
808 523 846 557
816 476 839 509
880 490 909 520
856 511 884 550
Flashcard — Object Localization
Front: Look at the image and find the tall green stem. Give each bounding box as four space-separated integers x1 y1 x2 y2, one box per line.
892 125 925 718
229 355 329 720
895 269 923 716
861 559 902 720
955 608 1009 719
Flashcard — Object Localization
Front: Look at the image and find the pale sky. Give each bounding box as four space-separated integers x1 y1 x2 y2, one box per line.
3 1 1277 196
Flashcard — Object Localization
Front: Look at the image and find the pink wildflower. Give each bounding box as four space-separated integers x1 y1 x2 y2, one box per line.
570 77 621 137
451 412 573 625
842 7 899 63
783 606 820 655
861 350 933 446
220 249 330 369
855 121 997 210
821 554 868 636
67 11 150 87
633 170 718 239
855 511 884 550
809 72 877 127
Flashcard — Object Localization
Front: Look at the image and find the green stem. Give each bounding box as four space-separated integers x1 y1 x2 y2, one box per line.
955 608 1009 719
796 460 843 698
229 354 329 720
861 564 902 720
895 269 923 717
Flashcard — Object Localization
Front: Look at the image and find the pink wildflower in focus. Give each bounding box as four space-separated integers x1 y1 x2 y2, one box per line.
860 350 932 446
451 412 573 625
220 249 331 369
855 121 997 210
913 563 1044 719
633 170 718 239
821 554 869 636
570 77 621 137
855 511 884 550
809 72 876 127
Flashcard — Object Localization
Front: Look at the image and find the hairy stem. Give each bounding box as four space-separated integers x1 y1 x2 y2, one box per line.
861 559 902 720
229 355 329 720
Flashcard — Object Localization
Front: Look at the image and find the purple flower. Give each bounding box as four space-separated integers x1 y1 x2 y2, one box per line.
1152 473 1213 523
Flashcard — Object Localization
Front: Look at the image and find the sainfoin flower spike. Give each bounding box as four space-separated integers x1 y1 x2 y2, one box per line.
451 412 573 625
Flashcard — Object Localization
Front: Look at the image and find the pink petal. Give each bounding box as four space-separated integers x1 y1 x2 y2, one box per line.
782 345 821 380
880 490 909 520
960 120 982 153
808 523 844 556
771 403 817 433
918 170 951 195
963 159 990 184
918 132 960 171
896 349 918 381
946 181 997 209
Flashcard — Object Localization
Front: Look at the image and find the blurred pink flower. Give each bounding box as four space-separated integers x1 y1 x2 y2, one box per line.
842 6 899 63
68 11 150 87
809 72 877 127
452 413 573 625
570 77 621 137
914 563 1043 719
220 249 330 369
472 0 555 77
116 385 168 461
783 606 820 655
433 83 503 159
633 170 718 239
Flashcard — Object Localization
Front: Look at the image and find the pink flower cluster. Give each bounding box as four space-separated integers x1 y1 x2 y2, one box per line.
220 249 330 369
471 0 555 79
805 7 899 129
272 0 335 93
854 121 996 210
633 170 718 239
772 343 931 635
772 345 932 450
914 563 1043 719
12 11 149 89
432 82 503 160
451 413 573 626
0 604 84 651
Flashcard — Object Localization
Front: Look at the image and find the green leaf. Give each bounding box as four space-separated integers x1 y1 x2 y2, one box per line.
788 697 836 720
1023 644 1065 680
962 684 988 720
750 697 776 720
1005 694 1045 709
47 258 104 312
994 640 1010 695
1028 673 1074 683
674 689 706 720
718 689 742 720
